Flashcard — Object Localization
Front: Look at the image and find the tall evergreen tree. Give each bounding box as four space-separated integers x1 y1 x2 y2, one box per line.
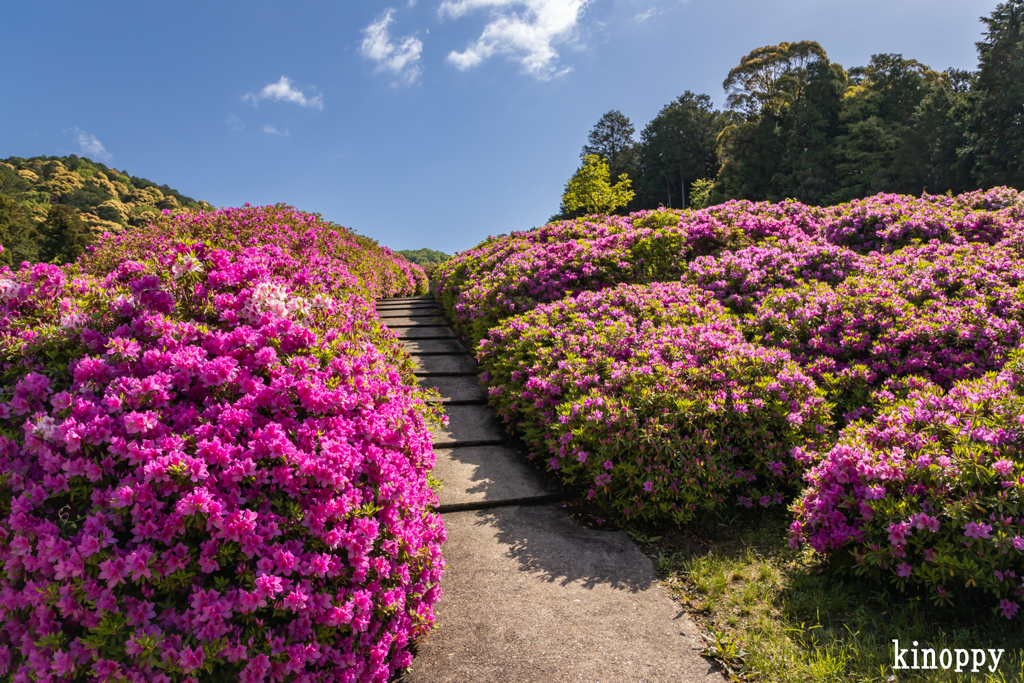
639 92 724 208
581 110 640 184
898 69 975 195
970 0 1024 188
773 60 847 204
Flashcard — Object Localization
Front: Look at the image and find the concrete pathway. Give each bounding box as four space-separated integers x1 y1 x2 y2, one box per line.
377 295 721 683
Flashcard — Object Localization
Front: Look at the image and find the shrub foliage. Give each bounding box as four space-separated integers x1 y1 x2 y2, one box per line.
0 206 439 681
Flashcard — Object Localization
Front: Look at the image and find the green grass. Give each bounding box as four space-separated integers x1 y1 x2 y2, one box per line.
627 510 1024 682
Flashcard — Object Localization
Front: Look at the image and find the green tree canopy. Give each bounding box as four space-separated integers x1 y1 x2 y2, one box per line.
562 10 1024 212
560 154 635 215
723 41 829 118
718 46 843 203
397 248 451 266
830 54 943 201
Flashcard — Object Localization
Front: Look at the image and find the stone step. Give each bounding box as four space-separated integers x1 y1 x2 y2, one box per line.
431 404 506 446
379 296 436 303
403 505 719 683
418 375 488 404
432 445 557 508
412 355 479 376
404 339 468 355
395 326 457 340
382 316 448 328
378 309 440 318
376 309 442 319
376 301 438 308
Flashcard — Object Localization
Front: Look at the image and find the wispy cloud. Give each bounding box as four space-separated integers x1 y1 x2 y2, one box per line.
65 127 112 162
226 114 245 131
440 0 589 79
634 7 658 21
262 124 290 136
361 9 424 85
243 76 324 109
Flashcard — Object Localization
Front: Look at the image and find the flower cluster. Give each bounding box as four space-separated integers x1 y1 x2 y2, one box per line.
477 282 832 525
84 204 428 301
684 238 863 315
436 191 1024 352
433 206 826 349
747 242 1024 422
790 349 1024 617
819 190 1021 254
0 206 443 681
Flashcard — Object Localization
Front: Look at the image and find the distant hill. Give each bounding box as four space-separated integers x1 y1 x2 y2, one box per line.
0 154 212 266
397 248 451 266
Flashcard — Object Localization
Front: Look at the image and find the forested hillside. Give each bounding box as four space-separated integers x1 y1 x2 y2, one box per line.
397 248 451 266
557 1 1024 216
0 154 211 266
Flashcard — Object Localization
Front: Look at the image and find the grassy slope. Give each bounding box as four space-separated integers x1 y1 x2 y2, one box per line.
624 512 1024 682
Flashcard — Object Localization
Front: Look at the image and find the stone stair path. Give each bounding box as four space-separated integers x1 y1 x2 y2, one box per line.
377 295 722 683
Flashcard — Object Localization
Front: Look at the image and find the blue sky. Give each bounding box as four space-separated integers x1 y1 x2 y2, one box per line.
1 0 1000 254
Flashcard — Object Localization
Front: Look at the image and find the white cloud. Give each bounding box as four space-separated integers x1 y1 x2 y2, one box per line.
226 114 245 131
361 9 424 85
66 127 112 162
262 124 290 136
440 0 588 79
634 7 658 21
244 76 324 109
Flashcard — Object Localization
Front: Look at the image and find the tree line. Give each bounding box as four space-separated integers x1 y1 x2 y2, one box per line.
556 0 1024 217
0 155 211 267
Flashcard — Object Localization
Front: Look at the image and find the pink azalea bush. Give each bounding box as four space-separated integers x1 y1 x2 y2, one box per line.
83 204 428 300
683 238 863 315
432 186 1024 613
0 206 444 681
433 205 825 349
435 191 1024 350
819 190 1022 254
747 241 1024 422
434 211 688 349
790 349 1024 618
435 190 1024 351
476 282 833 525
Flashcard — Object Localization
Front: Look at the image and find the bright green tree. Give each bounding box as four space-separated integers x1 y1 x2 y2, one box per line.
688 178 716 209
560 154 634 215
581 110 640 201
